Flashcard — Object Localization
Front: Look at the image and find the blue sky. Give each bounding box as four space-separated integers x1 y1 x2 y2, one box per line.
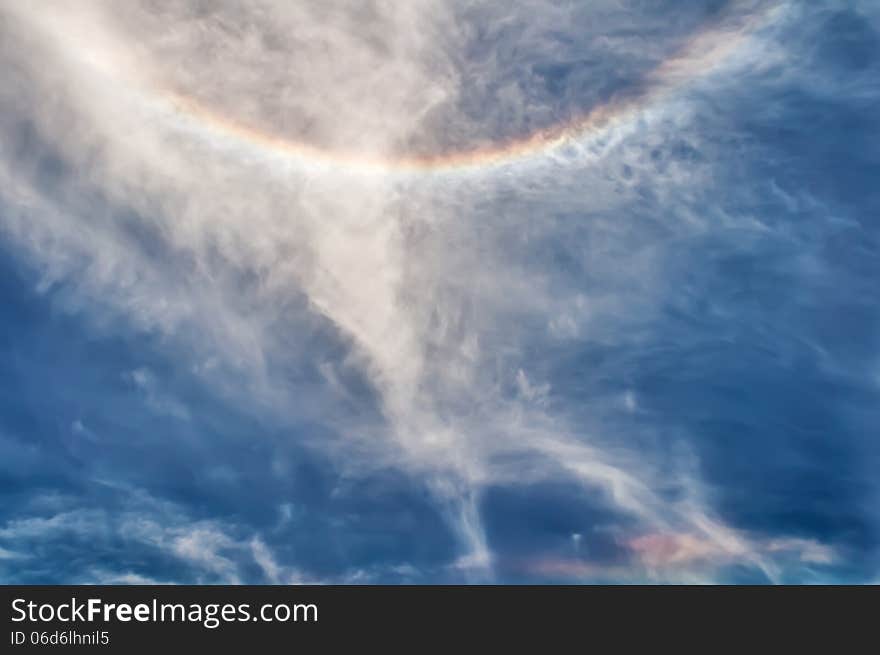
0 0 878 583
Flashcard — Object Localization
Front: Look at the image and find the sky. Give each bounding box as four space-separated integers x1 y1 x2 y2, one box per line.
0 0 878 584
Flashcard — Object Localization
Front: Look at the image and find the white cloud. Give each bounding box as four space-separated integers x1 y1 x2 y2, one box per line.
0 0 821 581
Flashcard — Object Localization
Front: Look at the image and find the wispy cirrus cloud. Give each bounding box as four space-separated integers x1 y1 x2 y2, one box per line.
0 0 877 583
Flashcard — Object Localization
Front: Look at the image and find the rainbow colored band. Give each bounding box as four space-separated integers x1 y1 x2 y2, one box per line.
160 4 781 177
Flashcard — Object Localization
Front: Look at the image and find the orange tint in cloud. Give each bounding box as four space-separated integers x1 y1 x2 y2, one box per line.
518 530 835 582
628 532 731 568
